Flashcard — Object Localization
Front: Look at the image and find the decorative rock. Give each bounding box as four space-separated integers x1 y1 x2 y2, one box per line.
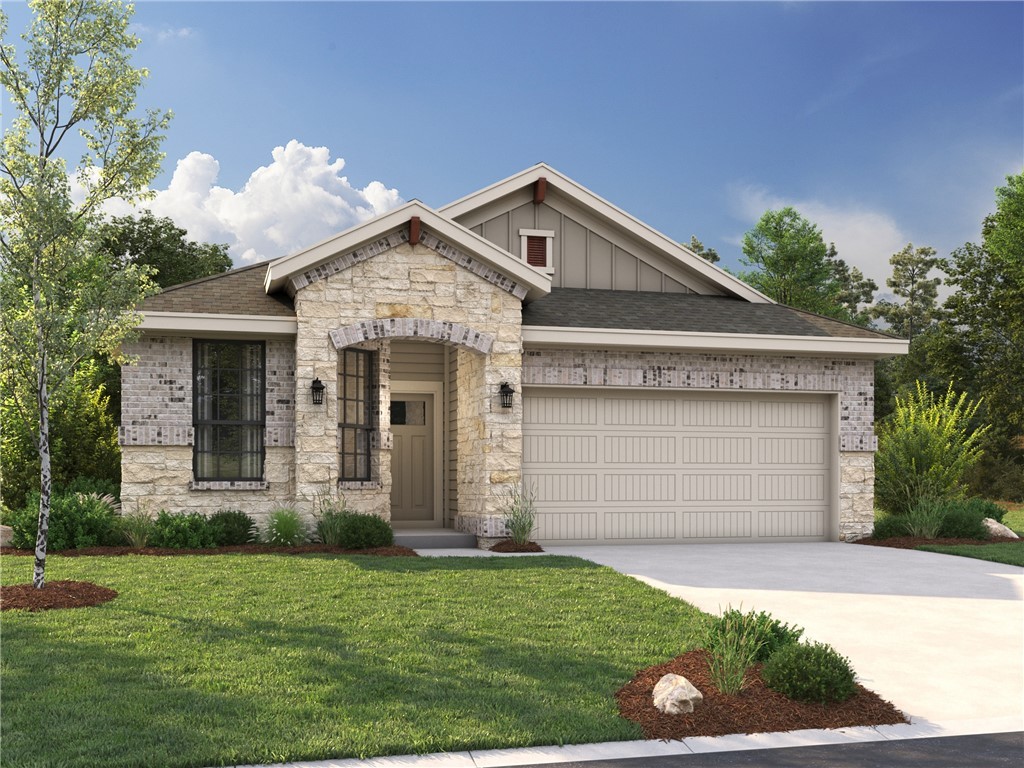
0 525 13 548
984 518 1020 539
652 673 703 715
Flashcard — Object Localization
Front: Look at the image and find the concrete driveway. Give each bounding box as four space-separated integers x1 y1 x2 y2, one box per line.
543 542 1023 736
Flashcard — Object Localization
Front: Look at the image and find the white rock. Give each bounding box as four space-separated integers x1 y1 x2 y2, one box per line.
652 673 703 715
0 525 12 547
984 517 1019 539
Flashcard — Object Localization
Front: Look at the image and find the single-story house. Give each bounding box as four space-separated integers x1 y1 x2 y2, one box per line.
120 164 907 545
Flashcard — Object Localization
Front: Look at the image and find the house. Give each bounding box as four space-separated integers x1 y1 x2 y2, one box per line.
119 164 907 545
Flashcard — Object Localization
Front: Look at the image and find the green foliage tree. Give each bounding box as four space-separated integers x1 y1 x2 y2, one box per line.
875 382 989 516
687 235 720 263
740 207 875 323
0 0 170 587
98 210 231 289
870 244 943 341
940 172 1024 449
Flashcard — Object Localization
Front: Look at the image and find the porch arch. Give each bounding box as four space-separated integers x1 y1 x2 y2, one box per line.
329 318 494 354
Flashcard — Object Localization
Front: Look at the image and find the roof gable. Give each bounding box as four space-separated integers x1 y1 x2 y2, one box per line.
439 164 771 303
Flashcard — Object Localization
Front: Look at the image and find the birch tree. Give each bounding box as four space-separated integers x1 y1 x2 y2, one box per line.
0 0 169 587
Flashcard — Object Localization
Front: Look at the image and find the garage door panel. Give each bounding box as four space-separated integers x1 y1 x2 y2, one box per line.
680 436 752 464
523 434 597 464
604 473 676 502
758 473 826 501
758 437 826 465
605 511 676 539
533 473 598 503
681 474 752 501
525 396 597 425
604 434 676 464
604 397 676 426
758 510 826 538
681 510 753 538
537 512 598 540
681 399 752 427
758 400 826 429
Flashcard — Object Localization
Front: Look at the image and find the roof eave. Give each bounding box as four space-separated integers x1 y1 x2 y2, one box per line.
522 325 909 359
139 311 297 337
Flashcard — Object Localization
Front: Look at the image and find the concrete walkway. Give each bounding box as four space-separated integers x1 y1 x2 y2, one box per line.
229 543 1023 767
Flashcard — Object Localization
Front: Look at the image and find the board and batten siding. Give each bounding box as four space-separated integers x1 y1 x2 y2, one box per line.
522 388 834 544
464 193 724 294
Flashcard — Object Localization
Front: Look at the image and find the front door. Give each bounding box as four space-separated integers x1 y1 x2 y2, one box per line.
390 389 441 526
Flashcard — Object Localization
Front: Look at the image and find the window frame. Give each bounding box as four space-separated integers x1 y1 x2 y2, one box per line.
519 228 555 274
338 348 375 482
192 339 267 482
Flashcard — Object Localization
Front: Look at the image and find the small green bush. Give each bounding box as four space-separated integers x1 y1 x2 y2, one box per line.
264 508 306 546
958 497 1006 524
937 501 989 540
207 510 258 546
151 511 216 549
872 512 908 540
117 509 155 548
3 491 121 550
334 513 393 550
313 495 351 546
762 641 858 703
716 608 804 663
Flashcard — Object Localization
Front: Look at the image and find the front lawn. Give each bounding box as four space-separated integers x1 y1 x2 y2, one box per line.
915 542 1024 567
0 553 704 768
999 501 1024 535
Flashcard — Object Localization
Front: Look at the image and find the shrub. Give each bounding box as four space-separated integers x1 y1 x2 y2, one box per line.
334 513 393 549
701 609 765 695
2 491 121 550
716 608 804 663
501 482 537 545
902 498 947 539
874 498 993 540
207 510 258 546
313 495 351 546
117 508 155 548
958 497 1006 524
762 641 857 703
875 382 989 516
871 512 906 540
264 508 306 546
937 501 989 540
151 511 216 549
966 454 1024 503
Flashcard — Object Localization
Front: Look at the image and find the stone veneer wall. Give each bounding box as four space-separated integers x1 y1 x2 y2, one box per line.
119 336 297 525
292 241 524 524
521 348 878 541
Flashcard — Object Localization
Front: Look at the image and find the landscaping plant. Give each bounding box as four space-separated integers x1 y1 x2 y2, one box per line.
701 608 766 695
207 510 258 546
264 508 306 545
334 513 393 549
502 481 538 545
716 608 804 663
150 511 217 549
313 494 351 546
875 382 990 516
762 641 858 704
3 490 122 550
117 508 155 548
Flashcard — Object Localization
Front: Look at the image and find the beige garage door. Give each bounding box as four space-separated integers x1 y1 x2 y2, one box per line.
522 389 835 543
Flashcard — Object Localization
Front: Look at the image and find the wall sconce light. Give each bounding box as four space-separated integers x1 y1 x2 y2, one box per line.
499 382 515 409
310 378 326 406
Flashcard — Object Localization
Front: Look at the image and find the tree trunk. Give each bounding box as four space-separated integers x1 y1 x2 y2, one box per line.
33 350 50 589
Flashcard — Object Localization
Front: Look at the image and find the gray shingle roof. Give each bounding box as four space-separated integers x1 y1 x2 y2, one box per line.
521 289 895 340
141 263 295 317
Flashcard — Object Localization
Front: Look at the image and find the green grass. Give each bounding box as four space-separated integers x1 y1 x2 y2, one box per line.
915 542 1024 566
0 553 705 768
998 501 1024 536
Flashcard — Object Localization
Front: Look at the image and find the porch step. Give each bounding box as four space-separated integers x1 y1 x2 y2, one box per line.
392 529 477 550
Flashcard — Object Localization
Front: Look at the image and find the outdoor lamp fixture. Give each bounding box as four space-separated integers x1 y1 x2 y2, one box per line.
310 378 326 406
499 381 515 409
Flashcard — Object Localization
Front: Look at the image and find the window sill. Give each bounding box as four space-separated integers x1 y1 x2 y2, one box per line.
337 480 380 491
189 480 269 491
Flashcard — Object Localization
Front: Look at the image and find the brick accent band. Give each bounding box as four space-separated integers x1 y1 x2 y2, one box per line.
329 318 494 354
288 230 410 293
420 229 530 300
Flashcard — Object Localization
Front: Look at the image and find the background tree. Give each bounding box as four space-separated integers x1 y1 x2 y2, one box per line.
740 207 875 324
687 235 720 263
98 211 231 289
870 244 943 340
0 0 170 587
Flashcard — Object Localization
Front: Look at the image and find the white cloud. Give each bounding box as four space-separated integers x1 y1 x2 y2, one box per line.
115 141 403 264
129 24 195 43
728 183 911 293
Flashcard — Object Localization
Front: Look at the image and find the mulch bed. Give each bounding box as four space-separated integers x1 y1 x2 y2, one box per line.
616 649 908 739
2 580 118 612
489 539 544 553
854 535 1023 550
0 543 419 558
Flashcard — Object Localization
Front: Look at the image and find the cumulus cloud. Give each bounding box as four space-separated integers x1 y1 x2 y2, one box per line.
728 183 910 293
109 141 404 264
129 23 195 43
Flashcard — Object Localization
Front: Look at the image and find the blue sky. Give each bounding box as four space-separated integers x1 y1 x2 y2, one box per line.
4 1 1022 293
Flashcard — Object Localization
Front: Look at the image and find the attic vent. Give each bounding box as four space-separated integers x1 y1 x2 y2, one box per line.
519 228 555 274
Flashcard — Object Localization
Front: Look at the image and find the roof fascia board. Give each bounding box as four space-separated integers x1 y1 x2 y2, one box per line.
440 164 772 304
263 201 550 300
140 312 297 336
522 325 909 359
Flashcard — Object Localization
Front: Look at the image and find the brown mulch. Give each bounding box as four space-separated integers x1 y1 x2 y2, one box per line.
1 580 118 612
854 535 1023 550
616 650 908 739
0 543 419 558
489 539 545 553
